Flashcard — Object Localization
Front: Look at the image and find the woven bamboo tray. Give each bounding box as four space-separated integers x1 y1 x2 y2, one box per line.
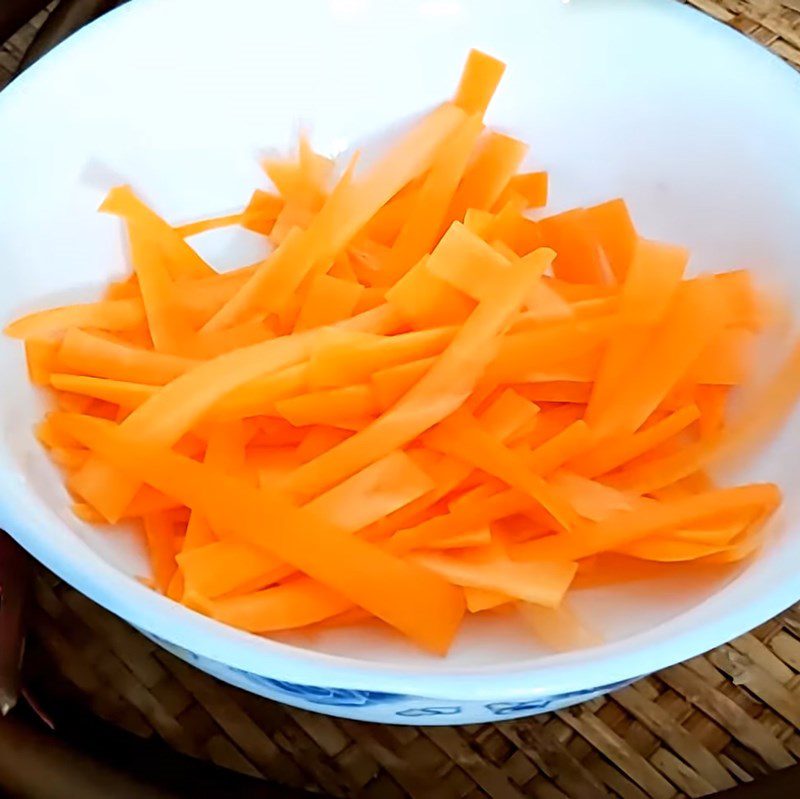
4 2 800 797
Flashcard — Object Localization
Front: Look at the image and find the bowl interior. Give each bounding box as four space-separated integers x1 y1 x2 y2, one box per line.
1 0 800 687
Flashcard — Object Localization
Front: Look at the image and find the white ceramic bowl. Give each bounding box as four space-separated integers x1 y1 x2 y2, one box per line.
1 0 800 725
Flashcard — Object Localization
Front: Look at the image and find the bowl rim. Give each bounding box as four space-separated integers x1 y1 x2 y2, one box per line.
2 0 800 702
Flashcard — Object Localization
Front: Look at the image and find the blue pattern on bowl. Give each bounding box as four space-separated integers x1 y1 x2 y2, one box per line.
143 631 637 724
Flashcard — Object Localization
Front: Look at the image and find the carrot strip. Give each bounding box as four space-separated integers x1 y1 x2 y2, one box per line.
380 114 484 283
464 587 513 613
143 512 178 593
100 186 215 279
309 327 455 389
5 298 145 340
293 274 364 332
241 190 283 235
582 198 637 282
594 278 727 437
56 413 466 653
56 328 197 385
453 49 506 117
425 408 577 530
443 132 529 228
25 339 59 386
385 255 476 329
125 222 196 355
175 212 244 238
413 551 576 607
494 172 548 212
275 385 377 427
538 209 610 285
207 104 465 330
586 237 688 429
285 246 555 499
510 484 779 562
571 405 700 479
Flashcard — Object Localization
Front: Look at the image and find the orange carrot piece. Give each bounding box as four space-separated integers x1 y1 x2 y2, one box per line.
100 186 215 279
425 408 577 530
384 255 476 329
143 513 179 593
203 578 353 633
510 484 779 562
691 329 753 386
413 551 576 607
548 470 634 522
380 114 484 283
293 274 364 332
125 222 196 356
464 586 513 613
582 198 637 282
25 338 59 386
50 373 156 408
495 172 549 212
538 209 610 285
241 190 284 235
207 104 465 330
585 237 688 429
59 413 464 651
175 212 244 238
275 385 377 428
370 357 435 410
572 405 700 479
309 327 455 389
695 385 730 441
443 132 529 228
5 298 145 340
453 49 506 117
56 328 197 385
595 279 728 437
181 450 434 597
478 388 540 443
285 247 554 500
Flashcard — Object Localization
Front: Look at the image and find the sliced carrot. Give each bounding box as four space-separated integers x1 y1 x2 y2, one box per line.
538 209 610 285
8 49 798 656
285 247 554 499
208 104 465 330
56 328 197 385
384 255 475 329
695 385 730 441
413 551 576 607
425 408 577 530
453 49 506 117
380 114 484 283
293 274 364 332
371 357 435 410
275 385 377 427
175 212 244 238
572 405 700 479
494 172 548 212
510 484 779 562
443 132 529 228
100 186 215 279
56 413 466 654
582 198 637 282
585 237 688 429
594 278 726 438
143 512 179 593
309 327 454 389
24 338 60 386
464 586 513 613
241 190 284 234
5 298 145 340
